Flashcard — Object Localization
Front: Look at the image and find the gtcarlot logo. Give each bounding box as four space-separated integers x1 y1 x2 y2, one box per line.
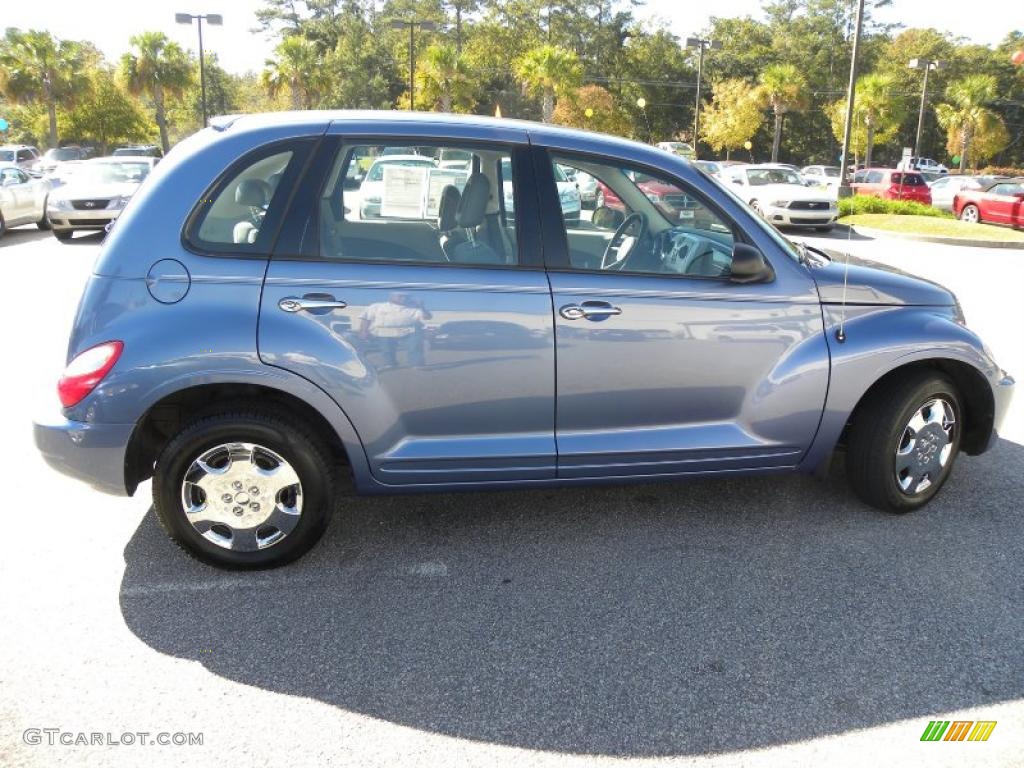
23 728 203 747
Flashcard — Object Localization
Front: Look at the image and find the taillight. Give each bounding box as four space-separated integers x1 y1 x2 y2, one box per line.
58 341 124 408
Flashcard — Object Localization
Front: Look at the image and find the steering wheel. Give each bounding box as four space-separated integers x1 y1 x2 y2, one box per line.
601 212 647 270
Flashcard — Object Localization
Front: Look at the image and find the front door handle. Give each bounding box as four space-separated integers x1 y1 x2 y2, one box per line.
559 302 622 321
278 296 348 313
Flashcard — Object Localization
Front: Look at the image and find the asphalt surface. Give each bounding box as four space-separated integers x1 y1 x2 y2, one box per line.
1 225 1022 767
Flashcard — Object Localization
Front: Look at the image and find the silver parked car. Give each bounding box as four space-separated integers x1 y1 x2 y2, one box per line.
46 157 156 240
928 175 1002 212
0 163 50 235
0 144 41 173
33 112 1014 569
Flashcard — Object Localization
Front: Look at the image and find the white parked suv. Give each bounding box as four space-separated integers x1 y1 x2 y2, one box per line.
724 164 837 231
0 145 41 173
897 156 948 174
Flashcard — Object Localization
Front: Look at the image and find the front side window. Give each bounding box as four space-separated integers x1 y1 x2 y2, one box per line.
1 167 26 185
317 142 519 266
550 154 736 278
191 147 298 251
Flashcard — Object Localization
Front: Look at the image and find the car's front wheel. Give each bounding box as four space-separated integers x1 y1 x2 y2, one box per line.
153 409 335 568
845 371 961 512
37 200 52 230
53 229 73 241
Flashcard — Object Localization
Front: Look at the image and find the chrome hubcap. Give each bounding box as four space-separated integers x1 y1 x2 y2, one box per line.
894 398 956 495
962 206 978 223
180 442 303 551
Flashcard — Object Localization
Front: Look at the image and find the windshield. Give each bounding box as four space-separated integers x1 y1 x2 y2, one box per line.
822 167 840 177
74 162 151 185
0 150 14 162
45 148 79 161
746 168 803 186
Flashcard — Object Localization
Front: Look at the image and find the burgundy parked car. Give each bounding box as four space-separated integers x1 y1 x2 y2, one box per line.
953 178 1024 227
596 172 700 223
851 168 932 205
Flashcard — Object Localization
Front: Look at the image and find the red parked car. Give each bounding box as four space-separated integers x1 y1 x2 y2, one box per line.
953 178 1024 226
596 171 700 223
850 168 932 204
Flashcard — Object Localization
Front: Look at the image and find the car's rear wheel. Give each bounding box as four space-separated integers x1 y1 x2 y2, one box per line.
959 204 980 224
0 212 6 237
750 200 764 216
153 409 335 569
53 229 73 241
846 371 961 512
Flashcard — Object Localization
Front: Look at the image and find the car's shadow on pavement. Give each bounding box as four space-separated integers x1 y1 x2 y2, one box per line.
0 228 104 247
119 439 1024 757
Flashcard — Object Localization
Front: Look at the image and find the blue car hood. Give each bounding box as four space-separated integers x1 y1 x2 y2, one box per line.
809 249 955 307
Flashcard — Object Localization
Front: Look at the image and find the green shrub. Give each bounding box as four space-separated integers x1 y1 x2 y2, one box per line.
838 195 953 218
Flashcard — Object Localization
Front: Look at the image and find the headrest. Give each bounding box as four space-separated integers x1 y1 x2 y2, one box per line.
236 178 271 207
456 173 490 228
437 184 462 231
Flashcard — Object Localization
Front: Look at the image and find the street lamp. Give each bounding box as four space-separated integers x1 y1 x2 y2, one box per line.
390 19 438 111
175 12 222 127
636 97 651 142
908 58 944 161
686 36 722 160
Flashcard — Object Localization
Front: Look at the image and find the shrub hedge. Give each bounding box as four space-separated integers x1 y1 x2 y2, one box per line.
838 196 953 218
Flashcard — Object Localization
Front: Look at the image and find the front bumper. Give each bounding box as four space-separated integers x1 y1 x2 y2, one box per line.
986 373 1016 452
33 411 134 496
47 207 121 231
765 204 836 227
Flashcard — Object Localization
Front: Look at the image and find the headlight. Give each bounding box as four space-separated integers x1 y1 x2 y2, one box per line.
48 197 72 211
111 195 131 209
770 200 789 208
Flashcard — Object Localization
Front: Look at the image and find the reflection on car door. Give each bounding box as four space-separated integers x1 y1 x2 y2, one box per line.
258 137 557 486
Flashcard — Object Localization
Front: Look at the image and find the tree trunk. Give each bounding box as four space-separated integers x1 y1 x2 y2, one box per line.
455 9 463 53
864 122 875 170
542 89 554 123
960 129 970 172
154 82 170 154
44 80 58 148
441 93 452 113
771 110 783 162
290 77 302 111
725 148 731 160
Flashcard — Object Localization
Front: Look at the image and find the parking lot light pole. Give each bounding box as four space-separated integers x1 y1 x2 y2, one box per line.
908 58 944 161
686 37 722 160
838 0 864 194
175 12 223 127
390 19 438 111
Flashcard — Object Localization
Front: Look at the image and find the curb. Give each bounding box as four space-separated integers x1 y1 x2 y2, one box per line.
842 223 1024 250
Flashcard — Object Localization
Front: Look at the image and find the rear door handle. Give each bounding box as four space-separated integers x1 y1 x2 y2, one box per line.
559 302 622 321
278 296 348 313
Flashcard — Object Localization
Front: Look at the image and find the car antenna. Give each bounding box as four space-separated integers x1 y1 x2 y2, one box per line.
835 193 854 344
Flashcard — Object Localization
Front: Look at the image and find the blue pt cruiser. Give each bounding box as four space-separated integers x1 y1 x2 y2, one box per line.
34 112 1014 568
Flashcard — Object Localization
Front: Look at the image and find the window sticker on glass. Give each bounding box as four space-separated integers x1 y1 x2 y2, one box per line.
425 169 469 218
380 165 429 219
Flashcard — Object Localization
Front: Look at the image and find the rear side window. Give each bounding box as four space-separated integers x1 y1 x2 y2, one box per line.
865 171 884 183
188 140 312 254
316 142 520 267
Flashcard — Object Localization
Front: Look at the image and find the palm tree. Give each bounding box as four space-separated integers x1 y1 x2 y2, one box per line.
855 73 901 169
757 64 808 162
416 44 475 112
261 36 326 111
935 75 998 172
120 32 192 154
515 44 582 123
0 29 88 148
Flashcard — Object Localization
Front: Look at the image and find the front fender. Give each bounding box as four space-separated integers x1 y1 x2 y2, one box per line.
800 304 1005 472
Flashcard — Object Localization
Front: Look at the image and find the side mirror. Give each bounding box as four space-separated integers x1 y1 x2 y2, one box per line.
729 243 774 283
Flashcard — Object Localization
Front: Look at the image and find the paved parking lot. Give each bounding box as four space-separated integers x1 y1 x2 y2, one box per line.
1 226 1022 767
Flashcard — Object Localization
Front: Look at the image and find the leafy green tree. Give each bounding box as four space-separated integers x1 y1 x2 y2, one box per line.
852 73 903 168
411 43 476 112
515 44 582 123
757 63 807 162
0 29 90 148
120 32 193 153
936 74 999 171
551 84 631 136
262 36 328 110
700 79 763 159
62 71 151 153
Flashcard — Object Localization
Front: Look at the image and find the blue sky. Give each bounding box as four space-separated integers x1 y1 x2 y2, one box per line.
3 0 1014 75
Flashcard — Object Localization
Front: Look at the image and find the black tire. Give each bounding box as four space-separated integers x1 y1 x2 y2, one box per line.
845 371 962 513
53 229 73 241
37 200 52 230
153 409 336 569
0 212 6 237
